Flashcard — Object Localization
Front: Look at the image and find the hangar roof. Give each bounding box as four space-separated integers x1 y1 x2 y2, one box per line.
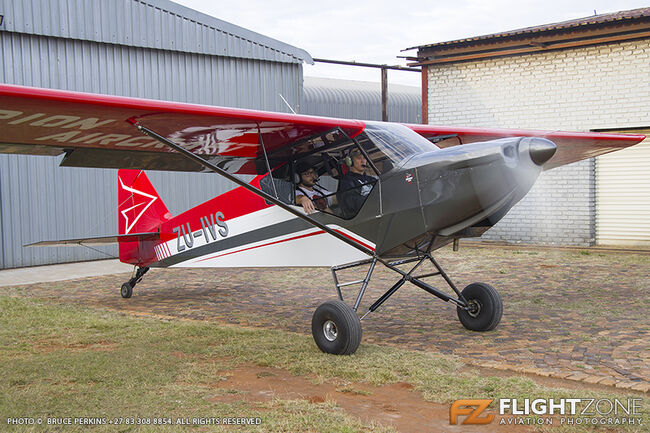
405 7 650 66
1 0 312 64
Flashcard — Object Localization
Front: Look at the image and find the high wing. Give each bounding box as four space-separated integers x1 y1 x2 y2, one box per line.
0 84 645 174
0 84 644 172
0 84 365 174
407 124 645 170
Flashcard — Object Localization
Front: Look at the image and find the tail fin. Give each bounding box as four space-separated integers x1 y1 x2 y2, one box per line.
118 169 171 264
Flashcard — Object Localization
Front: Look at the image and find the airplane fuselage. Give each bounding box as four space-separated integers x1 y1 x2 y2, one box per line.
145 134 555 267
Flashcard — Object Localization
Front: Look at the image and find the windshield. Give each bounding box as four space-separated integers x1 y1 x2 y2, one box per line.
357 122 439 174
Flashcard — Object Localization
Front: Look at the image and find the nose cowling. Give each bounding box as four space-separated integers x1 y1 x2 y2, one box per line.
527 138 557 166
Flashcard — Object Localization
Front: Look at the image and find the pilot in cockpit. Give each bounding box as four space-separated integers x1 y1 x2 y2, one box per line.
339 148 376 217
295 161 336 214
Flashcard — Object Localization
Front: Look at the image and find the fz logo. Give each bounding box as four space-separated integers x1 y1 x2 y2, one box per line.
450 399 494 425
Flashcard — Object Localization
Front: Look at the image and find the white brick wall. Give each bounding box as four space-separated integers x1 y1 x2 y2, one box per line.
427 39 650 245
482 159 595 245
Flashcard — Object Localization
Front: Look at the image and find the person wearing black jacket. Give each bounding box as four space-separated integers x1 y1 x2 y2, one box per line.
339 149 376 218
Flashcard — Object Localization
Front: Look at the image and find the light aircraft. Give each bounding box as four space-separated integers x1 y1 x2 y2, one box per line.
0 84 644 355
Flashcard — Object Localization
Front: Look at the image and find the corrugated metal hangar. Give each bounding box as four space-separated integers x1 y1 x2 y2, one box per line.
407 7 650 247
0 0 421 268
303 77 421 124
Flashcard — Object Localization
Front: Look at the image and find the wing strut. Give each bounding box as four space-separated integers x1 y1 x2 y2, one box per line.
257 124 279 200
128 120 376 258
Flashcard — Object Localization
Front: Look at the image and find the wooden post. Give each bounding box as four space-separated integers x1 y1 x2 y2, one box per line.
381 67 388 122
421 65 428 124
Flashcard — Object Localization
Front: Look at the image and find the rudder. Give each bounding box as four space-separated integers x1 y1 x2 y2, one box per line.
118 169 171 264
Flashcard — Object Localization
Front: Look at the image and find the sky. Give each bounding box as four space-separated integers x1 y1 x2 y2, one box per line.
173 0 649 87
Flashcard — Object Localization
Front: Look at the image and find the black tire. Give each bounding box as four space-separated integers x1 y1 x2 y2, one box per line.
457 282 502 331
120 283 133 299
311 300 362 355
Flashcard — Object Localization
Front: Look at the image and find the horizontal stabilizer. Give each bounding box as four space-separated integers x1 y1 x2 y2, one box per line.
25 232 159 247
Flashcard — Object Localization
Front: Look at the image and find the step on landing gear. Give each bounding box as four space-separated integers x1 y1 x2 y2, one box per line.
120 267 149 298
312 247 503 355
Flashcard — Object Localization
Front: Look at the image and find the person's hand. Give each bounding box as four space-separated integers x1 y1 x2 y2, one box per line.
301 198 316 214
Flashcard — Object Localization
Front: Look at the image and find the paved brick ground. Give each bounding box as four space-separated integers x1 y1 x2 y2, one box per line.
2 245 648 392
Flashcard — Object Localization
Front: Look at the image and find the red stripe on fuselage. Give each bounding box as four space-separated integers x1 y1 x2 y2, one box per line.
195 230 325 262
192 228 374 264
332 229 375 251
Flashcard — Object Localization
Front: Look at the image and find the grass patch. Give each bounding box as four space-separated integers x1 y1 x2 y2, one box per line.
0 297 393 432
0 296 647 432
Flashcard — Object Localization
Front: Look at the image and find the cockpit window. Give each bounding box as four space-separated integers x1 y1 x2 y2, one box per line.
356 122 439 174
260 122 437 219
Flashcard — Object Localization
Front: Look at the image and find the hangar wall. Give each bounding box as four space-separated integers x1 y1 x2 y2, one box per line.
425 39 650 245
0 0 309 269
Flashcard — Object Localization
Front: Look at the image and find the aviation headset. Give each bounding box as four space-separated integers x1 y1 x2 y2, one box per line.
344 148 363 167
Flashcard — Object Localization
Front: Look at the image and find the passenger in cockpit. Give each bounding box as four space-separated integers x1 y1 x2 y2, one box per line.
295 162 335 214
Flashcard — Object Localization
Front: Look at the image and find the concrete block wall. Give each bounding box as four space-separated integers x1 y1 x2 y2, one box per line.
426 39 650 245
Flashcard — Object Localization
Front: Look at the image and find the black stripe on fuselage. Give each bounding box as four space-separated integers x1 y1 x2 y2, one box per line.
150 216 316 267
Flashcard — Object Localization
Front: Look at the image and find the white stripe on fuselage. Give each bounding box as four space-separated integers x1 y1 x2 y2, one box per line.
155 206 374 268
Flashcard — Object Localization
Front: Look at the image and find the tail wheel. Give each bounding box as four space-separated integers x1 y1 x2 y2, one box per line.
120 283 133 299
457 282 502 331
311 300 362 355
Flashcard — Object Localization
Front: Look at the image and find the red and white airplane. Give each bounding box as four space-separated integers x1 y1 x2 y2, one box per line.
0 83 644 355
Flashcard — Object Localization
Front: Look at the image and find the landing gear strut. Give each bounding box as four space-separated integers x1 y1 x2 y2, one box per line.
311 247 503 355
120 266 149 298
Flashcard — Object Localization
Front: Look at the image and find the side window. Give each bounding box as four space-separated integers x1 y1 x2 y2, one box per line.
354 132 394 174
260 164 294 205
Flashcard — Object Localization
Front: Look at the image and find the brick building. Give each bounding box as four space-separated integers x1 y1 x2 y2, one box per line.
407 8 650 246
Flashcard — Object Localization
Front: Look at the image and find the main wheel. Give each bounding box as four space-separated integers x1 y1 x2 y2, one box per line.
311 300 362 355
120 283 133 299
457 282 502 331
